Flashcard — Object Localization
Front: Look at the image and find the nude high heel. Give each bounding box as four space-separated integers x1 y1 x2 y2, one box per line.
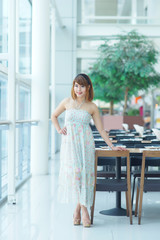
82 218 91 228
82 212 91 227
73 214 81 225
73 217 81 225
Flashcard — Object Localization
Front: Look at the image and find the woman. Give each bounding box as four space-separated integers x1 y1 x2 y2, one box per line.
51 73 125 227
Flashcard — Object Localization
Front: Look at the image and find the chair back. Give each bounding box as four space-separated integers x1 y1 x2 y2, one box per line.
152 128 160 140
140 151 160 181
133 124 144 137
93 150 132 224
95 150 131 182
135 150 160 224
122 123 129 131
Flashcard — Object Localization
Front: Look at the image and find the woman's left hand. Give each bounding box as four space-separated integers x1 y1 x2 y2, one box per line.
111 146 127 151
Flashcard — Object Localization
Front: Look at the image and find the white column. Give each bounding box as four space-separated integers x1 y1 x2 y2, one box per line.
55 0 77 151
31 0 50 175
51 8 56 158
8 0 16 204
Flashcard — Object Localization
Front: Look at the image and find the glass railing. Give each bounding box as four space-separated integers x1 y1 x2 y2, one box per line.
81 16 160 25
0 120 38 204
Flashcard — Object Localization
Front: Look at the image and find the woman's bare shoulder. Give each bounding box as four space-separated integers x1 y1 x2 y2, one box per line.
89 102 98 110
61 97 71 104
65 97 71 103
86 102 98 114
64 97 74 109
57 97 71 109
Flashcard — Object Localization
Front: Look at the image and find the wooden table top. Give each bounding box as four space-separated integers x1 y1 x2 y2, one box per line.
95 147 160 154
95 139 152 144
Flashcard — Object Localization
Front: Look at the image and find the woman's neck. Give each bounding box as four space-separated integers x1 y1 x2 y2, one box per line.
76 97 86 103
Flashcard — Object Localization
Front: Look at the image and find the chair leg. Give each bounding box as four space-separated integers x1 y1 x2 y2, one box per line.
127 190 133 225
125 192 129 217
131 176 136 208
138 186 144 225
91 185 96 224
135 187 139 217
90 205 94 225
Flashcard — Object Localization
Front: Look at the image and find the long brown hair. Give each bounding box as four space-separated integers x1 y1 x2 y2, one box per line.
71 73 94 101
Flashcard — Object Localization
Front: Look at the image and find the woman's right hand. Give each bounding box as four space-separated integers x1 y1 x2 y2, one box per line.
58 126 67 135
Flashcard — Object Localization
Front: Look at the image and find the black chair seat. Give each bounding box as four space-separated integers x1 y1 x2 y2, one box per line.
98 157 126 166
97 171 126 178
131 156 160 167
94 135 101 139
96 179 127 191
132 170 160 178
143 136 156 140
137 179 160 192
116 136 134 140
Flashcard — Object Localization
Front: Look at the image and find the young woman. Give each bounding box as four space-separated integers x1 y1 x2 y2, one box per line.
51 73 125 227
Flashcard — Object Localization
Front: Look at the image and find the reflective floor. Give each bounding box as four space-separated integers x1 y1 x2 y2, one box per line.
0 153 160 240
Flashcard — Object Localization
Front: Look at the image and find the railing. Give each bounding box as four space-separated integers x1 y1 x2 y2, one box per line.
0 120 39 204
82 16 160 25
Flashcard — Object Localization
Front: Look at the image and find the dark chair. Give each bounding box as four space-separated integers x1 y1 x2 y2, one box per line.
90 124 97 131
131 144 160 207
95 142 127 173
135 151 160 224
142 135 156 140
94 135 102 139
109 129 126 135
117 140 136 148
97 155 127 177
115 135 135 140
91 150 132 225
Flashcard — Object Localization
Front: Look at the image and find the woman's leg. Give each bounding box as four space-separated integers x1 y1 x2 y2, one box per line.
81 205 91 227
73 203 81 225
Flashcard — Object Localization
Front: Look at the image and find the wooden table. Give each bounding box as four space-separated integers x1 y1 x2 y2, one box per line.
95 148 160 216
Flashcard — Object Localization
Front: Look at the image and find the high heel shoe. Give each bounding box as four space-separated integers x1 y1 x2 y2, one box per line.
82 217 91 227
81 205 91 227
73 215 81 225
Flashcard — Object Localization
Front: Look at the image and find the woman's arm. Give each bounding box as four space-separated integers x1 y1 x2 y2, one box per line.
51 98 68 135
92 104 126 151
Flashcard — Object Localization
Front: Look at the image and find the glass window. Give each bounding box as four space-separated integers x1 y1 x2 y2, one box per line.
0 0 8 53
0 73 8 200
0 73 7 120
49 90 52 159
18 86 31 120
81 59 96 73
18 0 32 74
82 0 132 24
0 60 8 68
81 0 160 24
15 125 31 184
81 39 105 49
0 130 8 199
15 85 31 183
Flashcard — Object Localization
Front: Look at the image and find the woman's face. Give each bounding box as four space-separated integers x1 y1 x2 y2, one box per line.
74 82 87 99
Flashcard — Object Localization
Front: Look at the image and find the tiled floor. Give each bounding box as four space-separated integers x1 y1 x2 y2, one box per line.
0 153 160 240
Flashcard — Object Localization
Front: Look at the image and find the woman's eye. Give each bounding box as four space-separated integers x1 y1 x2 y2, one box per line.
74 84 85 88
